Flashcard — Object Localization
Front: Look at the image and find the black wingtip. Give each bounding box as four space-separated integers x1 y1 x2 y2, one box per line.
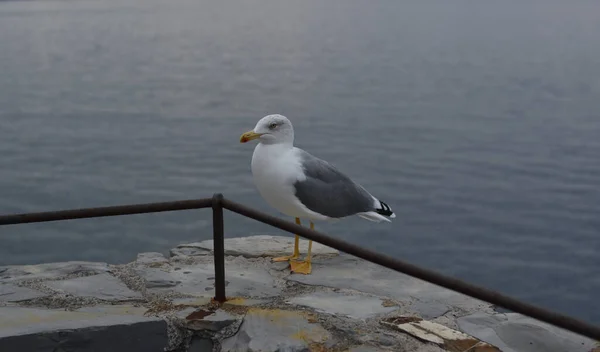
375 201 393 217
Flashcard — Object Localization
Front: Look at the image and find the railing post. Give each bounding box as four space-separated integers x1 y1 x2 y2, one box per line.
212 193 226 303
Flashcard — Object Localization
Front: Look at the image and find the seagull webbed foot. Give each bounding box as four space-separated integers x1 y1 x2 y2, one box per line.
290 258 312 275
272 254 299 262
291 229 313 275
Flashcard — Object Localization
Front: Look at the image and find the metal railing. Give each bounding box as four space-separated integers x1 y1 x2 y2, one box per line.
1 193 599 341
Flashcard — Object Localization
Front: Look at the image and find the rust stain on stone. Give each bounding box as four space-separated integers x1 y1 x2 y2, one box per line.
209 297 222 307
306 314 319 324
210 296 243 306
186 309 213 320
224 297 246 305
221 303 250 315
443 339 486 352
219 296 252 315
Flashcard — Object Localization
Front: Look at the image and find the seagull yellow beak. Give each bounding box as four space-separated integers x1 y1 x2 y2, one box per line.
240 130 262 143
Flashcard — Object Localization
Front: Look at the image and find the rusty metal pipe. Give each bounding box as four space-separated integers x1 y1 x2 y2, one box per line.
0 199 213 225
221 197 600 340
1 195 599 340
212 193 226 303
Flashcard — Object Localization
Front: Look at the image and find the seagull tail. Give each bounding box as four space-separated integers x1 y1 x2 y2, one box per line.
357 198 396 222
358 212 392 223
374 198 395 218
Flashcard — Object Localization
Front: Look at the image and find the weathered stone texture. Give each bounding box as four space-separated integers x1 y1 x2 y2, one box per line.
221 308 331 352
0 235 594 352
0 283 47 302
45 273 143 301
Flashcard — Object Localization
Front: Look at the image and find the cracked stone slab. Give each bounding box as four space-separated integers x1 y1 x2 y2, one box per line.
221 308 331 351
286 256 488 317
171 235 338 258
138 263 282 298
456 312 597 352
136 267 181 288
0 283 48 302
181 308 238 331
408 299 452 320
0 305 167 351
0 262 110 283
45 273 143 301
286 291 397 319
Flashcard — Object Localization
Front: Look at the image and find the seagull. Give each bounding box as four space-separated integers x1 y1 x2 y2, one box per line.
240 114 395 274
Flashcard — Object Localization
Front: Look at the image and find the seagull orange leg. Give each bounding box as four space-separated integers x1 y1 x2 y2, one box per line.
290 221 313 275
272 217 301 262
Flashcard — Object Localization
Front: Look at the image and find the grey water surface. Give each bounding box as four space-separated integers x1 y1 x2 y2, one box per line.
1 0 599 324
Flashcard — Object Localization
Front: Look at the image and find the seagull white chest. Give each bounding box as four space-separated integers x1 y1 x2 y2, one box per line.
250 144 313 218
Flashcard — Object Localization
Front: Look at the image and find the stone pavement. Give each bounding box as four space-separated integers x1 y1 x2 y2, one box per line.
0 235 597 352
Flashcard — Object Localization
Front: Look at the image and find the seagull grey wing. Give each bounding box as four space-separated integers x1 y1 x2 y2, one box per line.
293 150 375 218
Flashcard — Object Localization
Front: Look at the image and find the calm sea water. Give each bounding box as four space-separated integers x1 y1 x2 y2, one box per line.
1 0 599 324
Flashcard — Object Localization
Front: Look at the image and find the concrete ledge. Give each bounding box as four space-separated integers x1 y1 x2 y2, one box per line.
170 235 339 258
0 320 170 352
0 306 166 337
0 235 596 352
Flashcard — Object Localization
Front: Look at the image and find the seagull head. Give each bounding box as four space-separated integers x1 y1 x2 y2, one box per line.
240 114 294 145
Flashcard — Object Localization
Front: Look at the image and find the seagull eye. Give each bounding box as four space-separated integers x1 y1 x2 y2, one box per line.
268 122 278 130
